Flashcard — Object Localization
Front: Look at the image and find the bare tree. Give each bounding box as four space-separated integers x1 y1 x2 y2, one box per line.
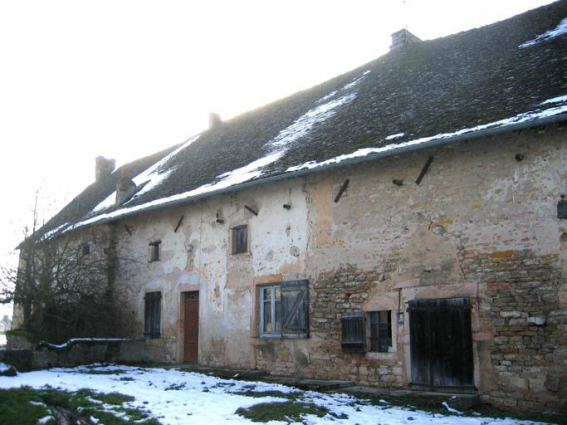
0 194 135 344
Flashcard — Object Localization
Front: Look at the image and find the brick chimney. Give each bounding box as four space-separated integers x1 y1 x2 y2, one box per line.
209 112 222 129
390 29 421 50
95 156 116 182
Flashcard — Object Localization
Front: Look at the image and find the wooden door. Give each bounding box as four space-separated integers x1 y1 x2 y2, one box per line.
409 297 474 391
183 291 199 363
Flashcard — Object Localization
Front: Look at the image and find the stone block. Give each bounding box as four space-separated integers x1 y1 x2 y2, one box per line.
500 311 522 318
528 378 545 392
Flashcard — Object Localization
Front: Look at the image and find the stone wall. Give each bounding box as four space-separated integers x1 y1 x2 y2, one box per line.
254 265 404 387
25 124 565 415
471 250 566 413
2 335 153 370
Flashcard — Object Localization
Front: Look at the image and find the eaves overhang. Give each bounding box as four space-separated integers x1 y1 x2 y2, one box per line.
58 112 567 232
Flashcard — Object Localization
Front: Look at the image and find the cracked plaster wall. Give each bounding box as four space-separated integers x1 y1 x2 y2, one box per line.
107 125 565 414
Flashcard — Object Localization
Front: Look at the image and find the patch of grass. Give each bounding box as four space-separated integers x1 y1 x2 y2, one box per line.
165 383 186 391
0 387 54 425
232 390 302 400
352 394 566 425
0 387 160 425
470 403 567 425
235 401 330 423
80 369 127 375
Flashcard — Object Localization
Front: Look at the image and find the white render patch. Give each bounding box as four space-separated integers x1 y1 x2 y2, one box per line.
385 132 405 141
0 364 549 425
519 17 567 48
286 98 567 173
73 71 370 230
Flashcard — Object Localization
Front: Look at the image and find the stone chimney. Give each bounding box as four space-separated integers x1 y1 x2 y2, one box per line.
390 29 421 51
95 156 116 182
115 168 137 206
209 112 222 129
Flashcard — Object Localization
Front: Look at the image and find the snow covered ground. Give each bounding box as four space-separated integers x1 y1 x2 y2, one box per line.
0 364 552 425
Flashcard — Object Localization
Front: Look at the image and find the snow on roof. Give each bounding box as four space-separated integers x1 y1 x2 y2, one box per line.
33 0 567 240
519 17 567 47
287 95 567 173
69 71 369 230
92 134 201 213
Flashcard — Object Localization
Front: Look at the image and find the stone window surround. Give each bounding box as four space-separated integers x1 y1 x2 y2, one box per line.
362 297 399 361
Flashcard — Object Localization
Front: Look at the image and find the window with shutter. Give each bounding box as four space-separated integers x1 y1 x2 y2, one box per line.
259 279 309 338
341 312 366 352
144 291 161 339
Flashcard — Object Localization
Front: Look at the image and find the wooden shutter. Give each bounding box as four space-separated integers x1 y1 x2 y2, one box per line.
281 280 309 338
341 312 366 352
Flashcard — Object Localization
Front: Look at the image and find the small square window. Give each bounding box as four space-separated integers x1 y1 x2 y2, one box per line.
369 311 392 353
341 310 393 353
149 241 161 262
82 242 91 255
232 225 248 254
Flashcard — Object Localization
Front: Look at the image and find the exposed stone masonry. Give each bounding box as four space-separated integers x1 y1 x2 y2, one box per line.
464 249 566 413
255 265 404 387
254 248 567 414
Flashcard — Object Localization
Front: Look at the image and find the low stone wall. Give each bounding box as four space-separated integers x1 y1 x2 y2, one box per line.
1 335 155 370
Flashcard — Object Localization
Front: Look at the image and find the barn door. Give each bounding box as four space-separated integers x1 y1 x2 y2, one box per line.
183 291 199 363
409 298 474 391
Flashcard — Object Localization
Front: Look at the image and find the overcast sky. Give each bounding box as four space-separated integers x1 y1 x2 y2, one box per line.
0 0 558 316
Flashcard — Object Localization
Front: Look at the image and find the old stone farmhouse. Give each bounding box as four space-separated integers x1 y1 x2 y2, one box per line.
14 1 567 415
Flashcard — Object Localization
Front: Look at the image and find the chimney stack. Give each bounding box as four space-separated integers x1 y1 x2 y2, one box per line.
115 179 136 206
95 156 116 182
390 29 421 51
209 112 222 129
115 167 136 205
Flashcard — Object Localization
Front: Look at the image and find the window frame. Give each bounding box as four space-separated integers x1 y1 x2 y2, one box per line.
144 291 161 339
258 279 309 339
259 285 281 337
341 312 366 353
368 310 393 353
231 225 248 255
341 310 394 355
149 240 161 262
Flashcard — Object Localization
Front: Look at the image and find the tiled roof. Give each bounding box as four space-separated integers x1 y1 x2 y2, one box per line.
33 0 567 242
